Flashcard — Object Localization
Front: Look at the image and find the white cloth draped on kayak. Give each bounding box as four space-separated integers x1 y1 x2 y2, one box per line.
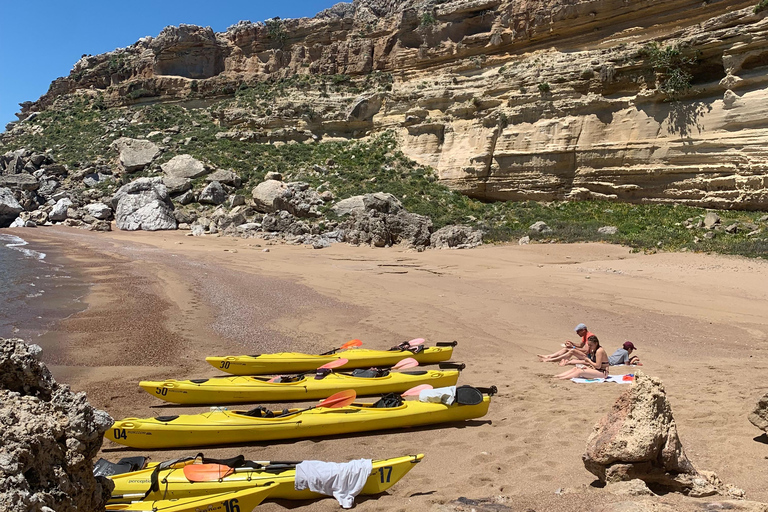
418 385 456 405
295 458 373 508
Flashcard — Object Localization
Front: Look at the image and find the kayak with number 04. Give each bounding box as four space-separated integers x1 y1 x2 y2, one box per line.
140 363 465 405
206 341 457 375
105 386 496 449
104 454 424 504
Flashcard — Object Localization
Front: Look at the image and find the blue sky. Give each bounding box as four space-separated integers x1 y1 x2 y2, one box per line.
0 0 341 130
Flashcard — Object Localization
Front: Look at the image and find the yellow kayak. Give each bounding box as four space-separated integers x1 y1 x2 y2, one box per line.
107 454 423 504
105 387 494 449
106 484 276 511
206 341 457 375
140 365 463 405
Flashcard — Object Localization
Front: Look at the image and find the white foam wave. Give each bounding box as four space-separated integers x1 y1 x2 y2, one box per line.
0 234 46 260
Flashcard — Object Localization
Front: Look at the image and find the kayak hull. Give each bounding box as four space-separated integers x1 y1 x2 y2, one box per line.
206 345 455 375
105 397 490 449
140 370 460 404
106 484 275 511
108 454 423 504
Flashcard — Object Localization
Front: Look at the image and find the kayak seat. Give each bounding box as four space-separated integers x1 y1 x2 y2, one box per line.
92 456 147 477
155 415 180 422
351 369 385 378
190 379 209 384
274 375 302 383
372 393 404 408
408 345 425 354
242 406 275 418
400 370 428 376
455 385 483 406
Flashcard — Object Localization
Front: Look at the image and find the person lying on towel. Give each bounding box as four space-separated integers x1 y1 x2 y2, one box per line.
608 341 641 366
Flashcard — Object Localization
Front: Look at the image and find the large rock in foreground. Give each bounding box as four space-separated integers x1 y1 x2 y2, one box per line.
583 371 741 497
111 177 177 231
749 393 768 433
0 338 113 511
0 187 23 227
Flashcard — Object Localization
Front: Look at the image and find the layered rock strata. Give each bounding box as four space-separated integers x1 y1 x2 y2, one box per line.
9 0 768 209
0 338 113 511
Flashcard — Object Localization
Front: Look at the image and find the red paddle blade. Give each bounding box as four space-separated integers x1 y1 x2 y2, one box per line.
184 463 234 482
340 339 363 350
407 338 425 347
392 357 419 370
267 376 281 383
402 384 433 397
318 389 357 408
319 358 349 370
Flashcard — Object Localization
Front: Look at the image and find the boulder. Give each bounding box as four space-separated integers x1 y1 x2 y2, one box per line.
199 181 226 205
111 178 177 231
84 203 113 221
0 187 23 227
110 137 161 173
206 169 241 187
387 211 433 247
529 221 552 233
583 371 740 497
599 226 619 235
252 180 289 213
161 176 192 195
48 198 73 222
332 192 403 217
173 190 196 205
0 338 113 511
704 212 721 229
749 392 768 433
161 154 209 179
0 173 39 191
430 225 483 249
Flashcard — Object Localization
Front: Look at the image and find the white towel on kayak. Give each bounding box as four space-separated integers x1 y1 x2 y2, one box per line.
419 385 456 405
295 459 373 508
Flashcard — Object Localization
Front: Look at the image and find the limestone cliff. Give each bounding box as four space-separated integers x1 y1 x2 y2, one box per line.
14 0 768 209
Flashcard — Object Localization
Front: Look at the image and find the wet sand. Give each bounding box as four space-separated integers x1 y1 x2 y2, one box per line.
8 226 768 511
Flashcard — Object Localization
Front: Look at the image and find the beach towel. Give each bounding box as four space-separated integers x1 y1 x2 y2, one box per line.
571 374 634 384
295 459 372 508
419 386 456 405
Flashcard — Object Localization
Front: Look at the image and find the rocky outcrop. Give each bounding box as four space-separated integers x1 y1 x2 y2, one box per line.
0 187 23 227
252 180 323 217
0 337 113 511
161 154 209 179
748 392 768 433
111 177 177 231
430 225 484 249
583 371 743 498
110 137 160 173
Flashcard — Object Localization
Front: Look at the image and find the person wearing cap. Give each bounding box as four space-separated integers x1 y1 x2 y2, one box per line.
608 341 641 366
537 323 594 362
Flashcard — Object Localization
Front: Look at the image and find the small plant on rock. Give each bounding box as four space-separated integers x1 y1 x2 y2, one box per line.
756 0 768 13
538 82 551 93
641 42 696 99
420 12 436 26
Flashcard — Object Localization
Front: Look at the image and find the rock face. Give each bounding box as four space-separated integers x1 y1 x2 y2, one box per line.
583 371 740 497
430 225 484 249
0 187 23 227
0 338 113 511
111 177 177 231
110 137 160 173
749 392 768 433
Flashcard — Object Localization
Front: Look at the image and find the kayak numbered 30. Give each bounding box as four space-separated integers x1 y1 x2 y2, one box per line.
140 364 464 405
105 387 495 450
106 454 424 504
206 341 457 376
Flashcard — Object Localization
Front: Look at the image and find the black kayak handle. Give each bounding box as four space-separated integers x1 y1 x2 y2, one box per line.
436 341 458 347
475 386 498 396
438 362 466 371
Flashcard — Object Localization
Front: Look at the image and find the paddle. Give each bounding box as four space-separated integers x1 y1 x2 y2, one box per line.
401 384 432 397
320 339 362 356
183 463 234 482
314 358 349 380
391 357 419 371
278 389 357 417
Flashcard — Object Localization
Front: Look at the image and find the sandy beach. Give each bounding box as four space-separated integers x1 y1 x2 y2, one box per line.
9 226 768 511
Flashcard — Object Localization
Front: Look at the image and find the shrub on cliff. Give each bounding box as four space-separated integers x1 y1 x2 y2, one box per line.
641 42 696 99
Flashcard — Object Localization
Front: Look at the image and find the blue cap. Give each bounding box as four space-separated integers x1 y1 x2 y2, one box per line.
575 323 587 332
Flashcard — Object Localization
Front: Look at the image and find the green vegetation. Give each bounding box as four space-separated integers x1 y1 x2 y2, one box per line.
265 18 287 48
538 82 550 93
640 42 696 98
420 12 436 27
4 91 768 260
756 0 768 13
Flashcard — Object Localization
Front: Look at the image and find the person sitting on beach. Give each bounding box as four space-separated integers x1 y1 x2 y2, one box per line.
538 323 594 362
608 341 641 366
553 335 610 380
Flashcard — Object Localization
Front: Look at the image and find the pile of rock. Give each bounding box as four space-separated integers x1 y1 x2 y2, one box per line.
686 212 765 241
583 371 743 498
0 338 113 511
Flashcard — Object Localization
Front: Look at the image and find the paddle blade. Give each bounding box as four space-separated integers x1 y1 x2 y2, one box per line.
267 376 281 383
392 357 419 370
183 463 234 482
407 338 425 347
340 339 363 350
402 384 433 397
318 389 357 408
319 358 349 370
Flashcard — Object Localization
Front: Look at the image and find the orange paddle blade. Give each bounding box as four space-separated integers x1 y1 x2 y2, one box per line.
318 389 357 408
319 358 349 370
402 384 433 397
392 357 419 370
408 338 425 347
340 339 363 350
183 463 234 482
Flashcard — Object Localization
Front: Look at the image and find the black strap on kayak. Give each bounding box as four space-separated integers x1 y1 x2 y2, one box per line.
201 454 247 468
372 393 404 408
436 341 458 347
143 455 197 499
439 362 466 371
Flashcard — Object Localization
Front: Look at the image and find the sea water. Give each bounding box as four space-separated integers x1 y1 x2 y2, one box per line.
0 232 88 339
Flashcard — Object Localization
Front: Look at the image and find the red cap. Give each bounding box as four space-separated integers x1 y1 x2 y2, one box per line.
623 341 636 350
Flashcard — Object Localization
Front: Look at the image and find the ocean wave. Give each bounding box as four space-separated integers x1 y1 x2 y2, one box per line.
0 234 46 260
